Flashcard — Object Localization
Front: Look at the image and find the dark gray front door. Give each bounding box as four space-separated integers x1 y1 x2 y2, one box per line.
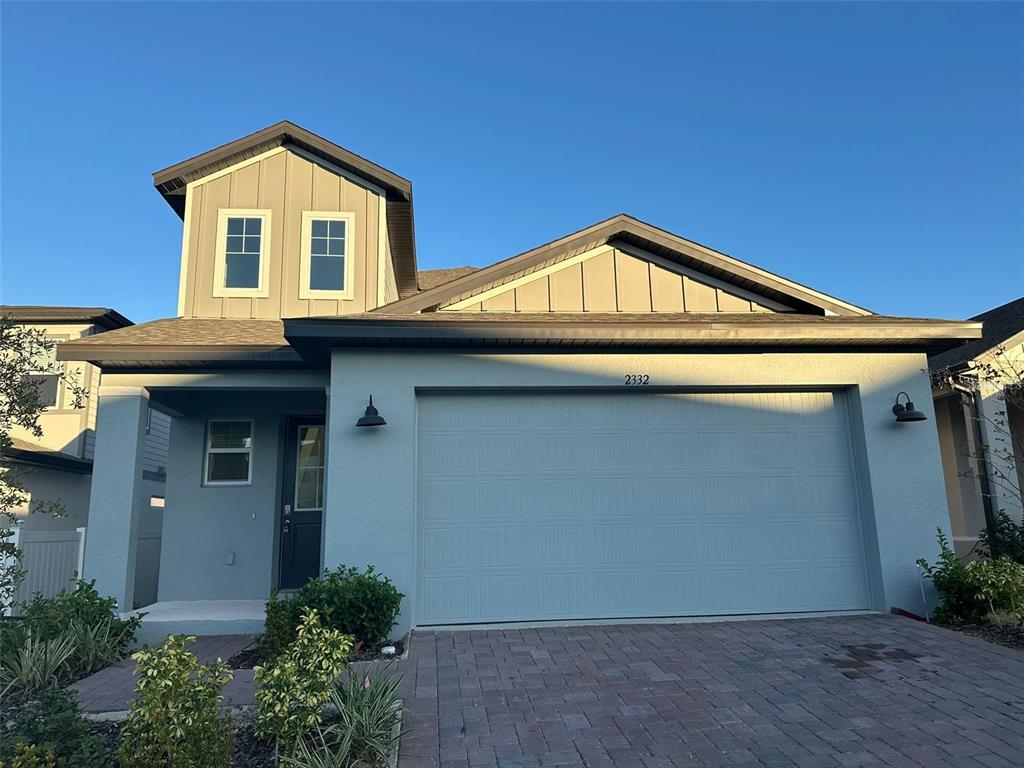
280 417 325 590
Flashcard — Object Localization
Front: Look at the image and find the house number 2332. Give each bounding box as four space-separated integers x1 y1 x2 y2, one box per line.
624 374 650 385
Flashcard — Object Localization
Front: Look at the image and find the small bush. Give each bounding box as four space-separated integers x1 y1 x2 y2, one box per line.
283 665 403 768
265 566 403 656
0 630 76 699
118 635 234 768
918 529 1024 623
265 588 302 657
0 688 112 768
254 608 353 757
977 511 1024 564
0 744 58 768
19 579 140 655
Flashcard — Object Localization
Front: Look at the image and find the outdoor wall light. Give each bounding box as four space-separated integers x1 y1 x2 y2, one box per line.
892 392 927 423
356 395 387 427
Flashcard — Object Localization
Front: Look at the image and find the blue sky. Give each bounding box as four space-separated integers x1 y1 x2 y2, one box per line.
2 2 1021 322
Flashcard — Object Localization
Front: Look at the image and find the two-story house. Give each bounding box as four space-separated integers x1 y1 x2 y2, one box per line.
1 306 168 607
58 121 982 640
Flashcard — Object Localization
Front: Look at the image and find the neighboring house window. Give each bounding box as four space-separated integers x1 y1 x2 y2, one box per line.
213 209 271 298
204 420 253 485
26 341 60 408
299 211 355 300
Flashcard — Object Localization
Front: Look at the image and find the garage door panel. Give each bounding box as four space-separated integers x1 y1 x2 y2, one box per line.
416 391 871 625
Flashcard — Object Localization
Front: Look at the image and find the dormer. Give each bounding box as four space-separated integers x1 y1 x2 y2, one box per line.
154 121 418 319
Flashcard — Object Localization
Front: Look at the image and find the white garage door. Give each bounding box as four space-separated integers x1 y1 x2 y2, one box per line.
415 390 871 625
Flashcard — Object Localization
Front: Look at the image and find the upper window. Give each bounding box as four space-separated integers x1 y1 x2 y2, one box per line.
300 211 355 300
203 420 253 486
213 209 271 298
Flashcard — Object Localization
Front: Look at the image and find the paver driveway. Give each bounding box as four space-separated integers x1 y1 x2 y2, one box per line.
396 614 1024 768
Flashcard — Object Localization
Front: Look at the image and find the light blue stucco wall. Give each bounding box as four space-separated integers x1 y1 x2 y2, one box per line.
324 349 951 635
157 390 325 601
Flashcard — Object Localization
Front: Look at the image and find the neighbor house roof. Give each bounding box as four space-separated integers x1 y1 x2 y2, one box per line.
377 214 872 317
2 437 92 474
58 313 982 368
0 306 133 330
152 120 419 297
929 296 1024 370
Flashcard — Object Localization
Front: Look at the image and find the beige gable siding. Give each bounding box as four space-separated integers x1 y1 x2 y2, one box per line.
444 246 783 313
181 150 386 318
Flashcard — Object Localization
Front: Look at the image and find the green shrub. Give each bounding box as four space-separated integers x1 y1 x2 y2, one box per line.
254 608 353 757
0 630 76 699
918 529 1024 623
282 665 403 768
977 511 1024 564
265 566 403 656
19 579 140 655
117 635 234 768
0 744 58 768
0 688 113 768
265 588 302 657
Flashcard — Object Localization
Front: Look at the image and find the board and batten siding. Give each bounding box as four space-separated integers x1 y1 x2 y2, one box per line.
180 150 390 319
442 246 779 314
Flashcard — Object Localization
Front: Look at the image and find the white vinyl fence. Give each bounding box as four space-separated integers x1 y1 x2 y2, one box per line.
6 526 162 614
9 526 86 613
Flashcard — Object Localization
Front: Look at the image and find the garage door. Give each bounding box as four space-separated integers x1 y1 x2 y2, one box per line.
415 390 871 625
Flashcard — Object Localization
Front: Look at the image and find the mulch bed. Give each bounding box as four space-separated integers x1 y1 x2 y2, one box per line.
229 638 405 669
87 718 276 768
937 620 1024 652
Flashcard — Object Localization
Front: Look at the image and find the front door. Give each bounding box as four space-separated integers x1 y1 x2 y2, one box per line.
280 417 325 589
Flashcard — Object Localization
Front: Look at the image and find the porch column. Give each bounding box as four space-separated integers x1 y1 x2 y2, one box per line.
83 386 149 613
977 385 1024 523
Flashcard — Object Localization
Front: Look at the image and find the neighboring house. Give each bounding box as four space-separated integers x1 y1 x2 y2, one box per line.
57 121 982 637
0 306 169 608
930 296 1024 557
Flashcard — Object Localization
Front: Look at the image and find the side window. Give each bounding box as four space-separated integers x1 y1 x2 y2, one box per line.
203 420 253 486
300 211 354 299
26 340 60 408
213 210 270 297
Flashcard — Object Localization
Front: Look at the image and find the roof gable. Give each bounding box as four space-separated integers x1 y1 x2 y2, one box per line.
378 214 870 316
438 244 789 314
153 121 418 297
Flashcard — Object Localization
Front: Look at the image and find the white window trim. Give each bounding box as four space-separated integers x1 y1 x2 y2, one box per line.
212 209 272 298
203 419 254 487
299 211 356 300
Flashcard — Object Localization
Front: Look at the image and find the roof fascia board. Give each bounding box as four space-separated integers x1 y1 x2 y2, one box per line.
285 317 981 344
153 121 411 200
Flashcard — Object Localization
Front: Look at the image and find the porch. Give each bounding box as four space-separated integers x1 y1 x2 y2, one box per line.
81 371 331 625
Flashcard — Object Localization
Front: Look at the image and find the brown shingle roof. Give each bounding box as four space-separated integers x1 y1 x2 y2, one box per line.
60 317 287 347
59 313 982 368
3 437 92 473
417 267 478 291
0 306 132 330
929 296 1024 370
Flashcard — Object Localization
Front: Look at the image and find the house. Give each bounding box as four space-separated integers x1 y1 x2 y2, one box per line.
0 306 169 608
57 121 983 638
930 296 1024 557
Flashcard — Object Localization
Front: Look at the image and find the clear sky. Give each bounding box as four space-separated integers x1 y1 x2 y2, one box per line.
1 2 1021 323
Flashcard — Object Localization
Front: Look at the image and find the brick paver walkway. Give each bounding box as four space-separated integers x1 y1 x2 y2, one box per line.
72 634 256 713
396 615 1024 768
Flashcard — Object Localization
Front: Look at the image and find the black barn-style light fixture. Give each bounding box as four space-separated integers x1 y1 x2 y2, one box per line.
356 395 387 427
892 392 927 423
